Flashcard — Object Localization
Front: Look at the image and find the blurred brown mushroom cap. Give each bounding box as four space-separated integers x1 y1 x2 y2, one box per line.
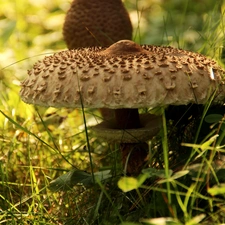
20 40 225 109
63 0 133 49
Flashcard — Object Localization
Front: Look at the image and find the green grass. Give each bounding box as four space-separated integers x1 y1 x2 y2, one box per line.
1 0 225 224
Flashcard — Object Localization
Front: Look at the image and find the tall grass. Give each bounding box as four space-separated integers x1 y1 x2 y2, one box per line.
1 0 225 224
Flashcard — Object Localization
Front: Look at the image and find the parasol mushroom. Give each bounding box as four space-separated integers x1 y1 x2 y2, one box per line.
20 40 225 174
63 0 133 49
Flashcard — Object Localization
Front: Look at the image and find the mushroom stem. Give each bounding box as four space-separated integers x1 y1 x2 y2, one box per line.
114 108 141 129
99 108 115 121
114 108 146 174
121 143 148 175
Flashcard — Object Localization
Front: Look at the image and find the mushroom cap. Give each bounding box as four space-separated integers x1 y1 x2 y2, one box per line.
92 114 162 143
63 0 133 49
20 40 225 109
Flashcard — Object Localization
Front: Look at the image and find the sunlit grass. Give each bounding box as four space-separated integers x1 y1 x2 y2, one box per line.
1 0 225 224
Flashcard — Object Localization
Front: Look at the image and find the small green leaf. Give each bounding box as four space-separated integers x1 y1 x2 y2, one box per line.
205 114 223 123
171 170 189 180
200 134 218 150
94 170 111 181
142 168 172 178
208 183 225 196
118 177 139 192
48 169 92 192
158 170 189 184
49 169 111 192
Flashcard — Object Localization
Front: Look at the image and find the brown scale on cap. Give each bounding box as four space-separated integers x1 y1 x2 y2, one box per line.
63 0 133 49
